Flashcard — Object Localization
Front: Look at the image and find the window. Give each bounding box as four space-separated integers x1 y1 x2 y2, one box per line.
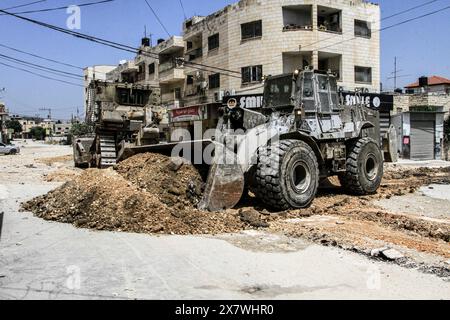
186 41 193 50
186 75 194 85
355 66 372 83
208 33 219 51
355 20 371 38
241 20 262 40
175 88 182 100
241 65 263 84
209 73 220 89
149 63 155 75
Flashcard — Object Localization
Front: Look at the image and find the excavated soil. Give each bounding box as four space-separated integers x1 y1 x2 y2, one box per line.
267 170 450 259
22 154 245 235
22 152 450 260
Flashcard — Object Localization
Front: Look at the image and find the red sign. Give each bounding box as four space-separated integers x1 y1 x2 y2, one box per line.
171 106 202 122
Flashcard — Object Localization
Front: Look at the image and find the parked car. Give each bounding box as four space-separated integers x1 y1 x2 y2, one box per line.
0 142 20 155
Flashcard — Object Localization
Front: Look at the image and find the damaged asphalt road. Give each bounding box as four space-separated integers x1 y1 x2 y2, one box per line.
0 141 449 300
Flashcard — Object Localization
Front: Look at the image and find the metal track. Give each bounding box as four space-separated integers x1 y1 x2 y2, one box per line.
98 134 117 168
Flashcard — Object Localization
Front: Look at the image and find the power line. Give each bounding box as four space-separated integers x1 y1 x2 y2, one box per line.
2 0 47 11
0 56 83 81
312 5 450 53
0 61 84 87
301 0 444 51
178 0 187 20
142 0 171 38
382 0 441 21
0 0 115 16
0 43 83 70
0 8 243 78
0 53 84 79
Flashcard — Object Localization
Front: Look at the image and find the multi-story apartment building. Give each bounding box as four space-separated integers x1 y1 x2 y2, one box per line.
179 0 380 108
83 65 116 118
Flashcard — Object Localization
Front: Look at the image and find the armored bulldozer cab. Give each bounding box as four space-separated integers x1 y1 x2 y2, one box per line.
91 81 162 131
261 69 379 143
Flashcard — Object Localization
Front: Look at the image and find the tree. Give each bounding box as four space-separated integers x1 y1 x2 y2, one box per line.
5 120 23 133
70 122 93 137
29 126 47 141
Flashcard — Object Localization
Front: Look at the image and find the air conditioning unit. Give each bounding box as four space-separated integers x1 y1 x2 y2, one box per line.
223 89 236 97
214 92 223 102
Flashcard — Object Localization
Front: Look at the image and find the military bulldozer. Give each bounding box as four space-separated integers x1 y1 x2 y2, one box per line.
112 68 385 212
73 80 166 168
190 68 384 211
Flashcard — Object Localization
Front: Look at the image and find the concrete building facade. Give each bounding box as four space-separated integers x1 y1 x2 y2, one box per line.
83 65 117 117
102 0 380 108
180 0 380 107
391 76 450 161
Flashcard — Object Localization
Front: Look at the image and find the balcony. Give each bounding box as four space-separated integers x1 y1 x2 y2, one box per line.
185 47 203 61
158 36 184 55
282 5 313 31
159 62 185 84
317 6 342 34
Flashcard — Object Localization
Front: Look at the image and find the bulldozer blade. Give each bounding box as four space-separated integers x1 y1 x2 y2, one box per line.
198 143 245 212
119 140 213 162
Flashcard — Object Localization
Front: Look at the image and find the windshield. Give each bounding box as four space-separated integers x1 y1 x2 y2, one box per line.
263 76 293 108
116 88 150 106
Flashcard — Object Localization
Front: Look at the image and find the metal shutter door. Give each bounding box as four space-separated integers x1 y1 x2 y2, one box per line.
410 121 434 160
379 111 390 143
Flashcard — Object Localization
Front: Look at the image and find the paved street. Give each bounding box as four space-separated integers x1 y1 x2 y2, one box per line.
0 141 449 300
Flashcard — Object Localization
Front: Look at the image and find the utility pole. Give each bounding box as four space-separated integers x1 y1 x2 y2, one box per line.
394 57 397 90
39 108 52 119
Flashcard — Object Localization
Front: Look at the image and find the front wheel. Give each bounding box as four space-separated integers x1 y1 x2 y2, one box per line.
339 138 384 195
253 140 319 211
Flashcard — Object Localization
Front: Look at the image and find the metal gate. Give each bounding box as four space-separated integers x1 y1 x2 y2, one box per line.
410 120 435 160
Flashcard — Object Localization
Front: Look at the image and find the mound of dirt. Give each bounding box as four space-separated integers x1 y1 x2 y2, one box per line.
115 153 204 208
43 168 81 182
22 154 245 235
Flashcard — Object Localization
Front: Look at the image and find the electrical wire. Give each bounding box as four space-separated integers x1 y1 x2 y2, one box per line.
0 53 84 79
142 0 171 37
2 0 46 11
178 0 187 20
0 43 84 70
0 0 115 15
301 0 444 51
0 8 242 78
313 5 450 52
0 61 84 87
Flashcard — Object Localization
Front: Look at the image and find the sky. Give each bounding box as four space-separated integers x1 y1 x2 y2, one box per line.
0 0 449 120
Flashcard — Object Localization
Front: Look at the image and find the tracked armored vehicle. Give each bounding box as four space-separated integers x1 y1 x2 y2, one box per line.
75 80 165 168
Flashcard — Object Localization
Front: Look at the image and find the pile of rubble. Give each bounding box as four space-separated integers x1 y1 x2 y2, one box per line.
22 153 245 235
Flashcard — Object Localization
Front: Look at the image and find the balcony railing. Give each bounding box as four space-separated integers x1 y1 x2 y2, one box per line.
186 48 203 61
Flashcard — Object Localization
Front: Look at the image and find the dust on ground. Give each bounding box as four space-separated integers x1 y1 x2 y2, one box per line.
42 169 81 182
37 155 73 166
22 153 450 268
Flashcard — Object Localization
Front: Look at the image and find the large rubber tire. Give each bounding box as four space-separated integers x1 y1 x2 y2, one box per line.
253 140 319 211
8 149 17 155
339 138 384 195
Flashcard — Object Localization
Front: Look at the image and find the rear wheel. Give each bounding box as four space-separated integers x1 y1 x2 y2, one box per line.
253 140 319 210
8 149 17 155
339 138 384 195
